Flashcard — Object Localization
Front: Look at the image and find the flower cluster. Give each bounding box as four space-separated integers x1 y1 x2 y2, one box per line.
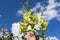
19 9 48 34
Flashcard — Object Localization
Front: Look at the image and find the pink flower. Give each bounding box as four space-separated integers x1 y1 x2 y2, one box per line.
27 32 36 40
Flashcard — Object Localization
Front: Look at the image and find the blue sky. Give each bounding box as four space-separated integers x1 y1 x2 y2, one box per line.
0 0 60 39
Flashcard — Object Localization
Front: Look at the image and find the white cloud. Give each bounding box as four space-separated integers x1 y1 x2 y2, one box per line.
58 10 60 12
45 0 60 21
56 2 60 7
48 0 55 4
46 0 56 10
17 10 23 16
39 36 59 40
44 9 58 22
0 32 3 37
11 22 20 36
37 9 58 22
46 36 59 40
56 14 60 21
32 0 60 22
11 22 24 40
33 2 41 12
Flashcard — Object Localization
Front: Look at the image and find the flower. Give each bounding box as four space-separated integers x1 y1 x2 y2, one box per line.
41 22 48 30
38 16 46 25
43 22 48 27
31 28 35 32
38 18 44 25
23 9 33 20
23 12 30 20
27 32 36 40
19 22 28 34
34 24 41 30
29 20 34 25
23 23 28 29
19 22 23 34
33 14 38 23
